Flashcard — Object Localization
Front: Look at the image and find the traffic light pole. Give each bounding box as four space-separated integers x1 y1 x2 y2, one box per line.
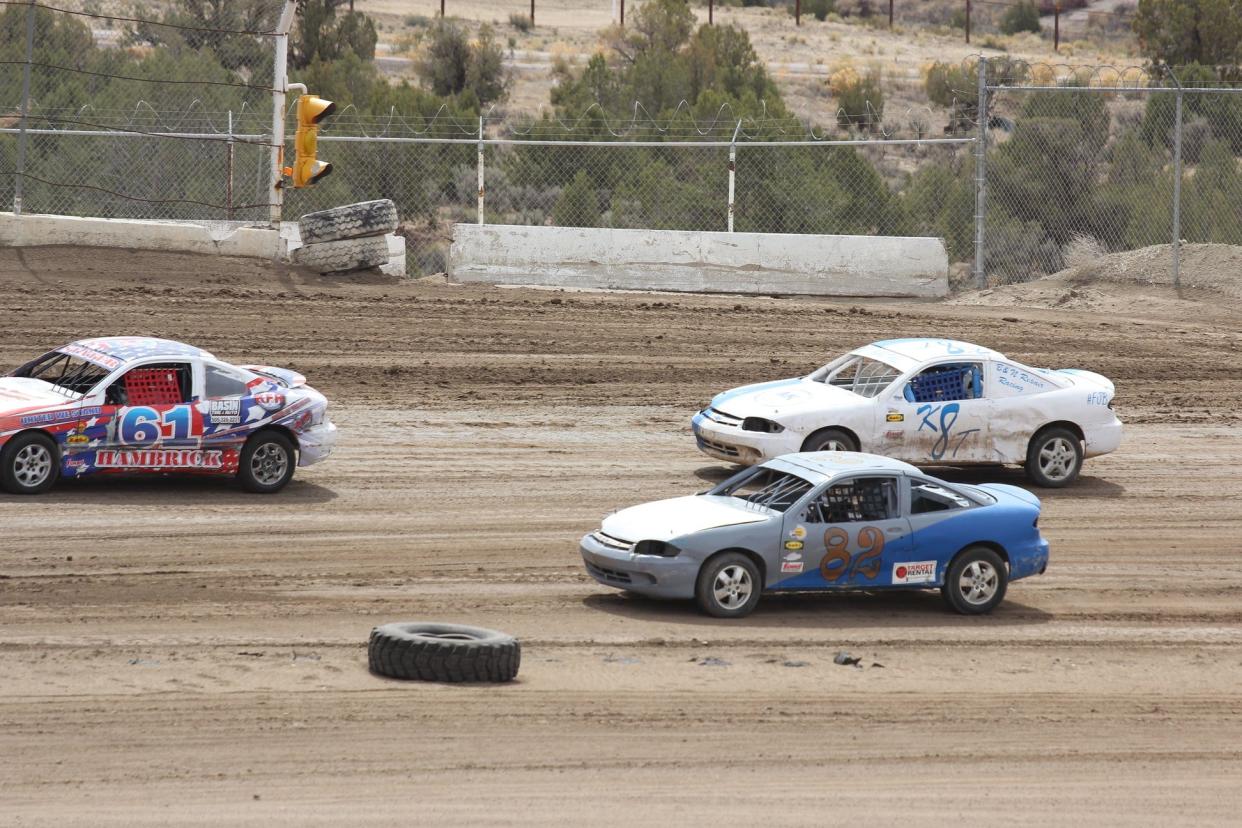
269 0 298 228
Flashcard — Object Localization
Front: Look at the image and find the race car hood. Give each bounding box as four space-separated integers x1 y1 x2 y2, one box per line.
710 377 863 419
602 495 772 542
0 377 74 418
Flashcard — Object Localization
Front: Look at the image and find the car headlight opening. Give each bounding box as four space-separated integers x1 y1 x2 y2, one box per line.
633 540 681 557
741 416 784 434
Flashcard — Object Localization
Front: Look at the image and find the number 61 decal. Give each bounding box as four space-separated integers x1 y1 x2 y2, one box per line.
818 526 885 582
118 406 200 445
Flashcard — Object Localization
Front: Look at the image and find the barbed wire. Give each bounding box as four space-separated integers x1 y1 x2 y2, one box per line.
0 60 277 93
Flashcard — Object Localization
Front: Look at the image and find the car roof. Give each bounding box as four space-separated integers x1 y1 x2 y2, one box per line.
58 337 215 368
765 451 921 481
855 338 1004 371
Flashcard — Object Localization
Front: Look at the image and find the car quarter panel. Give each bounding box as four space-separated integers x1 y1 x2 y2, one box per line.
907 500 1049 584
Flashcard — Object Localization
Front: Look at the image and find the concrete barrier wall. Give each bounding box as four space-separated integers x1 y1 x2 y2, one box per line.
0 212 282 259
449 224 948 298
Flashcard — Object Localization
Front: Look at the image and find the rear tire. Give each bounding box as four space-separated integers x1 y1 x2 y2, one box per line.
368 622 520 682
1 432 58 495
695 552 762 618
238 431 296 493
941 546 1008 615
802 427 858 453
1025 427 1083 488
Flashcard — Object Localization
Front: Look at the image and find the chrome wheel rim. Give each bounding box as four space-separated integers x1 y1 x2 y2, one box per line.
713 564 753 610
1038 437 1077 481
958 560 1000 605
816 438 850 452
13 443 52 488
251 443 289 486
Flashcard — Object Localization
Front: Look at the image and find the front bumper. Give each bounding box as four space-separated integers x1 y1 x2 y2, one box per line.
579 533 699 600
1083 416 1122 458
297 419 338 467
691 410 796 466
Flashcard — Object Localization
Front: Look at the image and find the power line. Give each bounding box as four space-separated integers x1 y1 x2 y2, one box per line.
0 168 276 211
0 1 280 36
0 60 276 92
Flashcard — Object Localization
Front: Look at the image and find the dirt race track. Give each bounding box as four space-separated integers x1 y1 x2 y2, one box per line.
2 246 1242 826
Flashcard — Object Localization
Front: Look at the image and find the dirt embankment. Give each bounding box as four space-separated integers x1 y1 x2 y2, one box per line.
1 245 1241 825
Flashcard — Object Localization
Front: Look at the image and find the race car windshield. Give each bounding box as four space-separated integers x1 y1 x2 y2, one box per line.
815 355 902 398
11 351 111 397
712 467 813 513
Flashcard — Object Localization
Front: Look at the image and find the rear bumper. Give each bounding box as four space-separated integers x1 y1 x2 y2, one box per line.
1083 416 1122 458
1010 536 1050 581
298 420 337 467
579 534 698 600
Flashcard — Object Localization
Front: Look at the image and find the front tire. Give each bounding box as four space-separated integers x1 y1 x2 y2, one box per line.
802 427 858 453
238 431 296 493
941 546 1008 615
695 552 762 618
1025 427 1083 488
1 432 59 495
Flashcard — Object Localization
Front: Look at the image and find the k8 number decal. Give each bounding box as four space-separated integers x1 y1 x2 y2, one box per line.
818 526 885 583
118 406 201 445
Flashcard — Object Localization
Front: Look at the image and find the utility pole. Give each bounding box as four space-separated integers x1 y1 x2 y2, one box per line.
269 0 298 228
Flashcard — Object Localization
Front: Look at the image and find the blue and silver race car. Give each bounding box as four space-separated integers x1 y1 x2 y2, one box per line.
580 452 1048 617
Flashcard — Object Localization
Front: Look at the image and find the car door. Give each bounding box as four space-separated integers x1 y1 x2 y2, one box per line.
200 361 270 454
93 360 206 472
777 474 913 589
880 360 995 463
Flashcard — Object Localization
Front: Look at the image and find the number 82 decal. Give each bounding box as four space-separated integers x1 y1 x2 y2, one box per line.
818 526 885 582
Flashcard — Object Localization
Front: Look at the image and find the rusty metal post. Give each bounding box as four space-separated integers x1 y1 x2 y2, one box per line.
889 0 894 28
965 0 971 44
796 0 801 26
709 0 713 25
440 0 445 17
531 0 534 27
1054 4 1060 52
620 0 625 26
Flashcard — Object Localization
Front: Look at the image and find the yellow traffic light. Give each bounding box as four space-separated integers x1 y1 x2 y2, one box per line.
291 93 335 188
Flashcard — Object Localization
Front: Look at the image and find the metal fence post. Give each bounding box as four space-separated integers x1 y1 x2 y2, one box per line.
973 57 988 289
13 0 36 216
477 115 484 225
226 111 235 220
727 120 740 232
1169 79 1184 290
269 1 297 228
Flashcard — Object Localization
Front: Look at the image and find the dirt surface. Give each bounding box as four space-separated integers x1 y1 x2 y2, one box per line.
2 246 1242 825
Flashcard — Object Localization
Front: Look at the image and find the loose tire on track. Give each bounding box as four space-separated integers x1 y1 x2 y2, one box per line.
298 199 398 245
368 622 521 683
293 235 390 274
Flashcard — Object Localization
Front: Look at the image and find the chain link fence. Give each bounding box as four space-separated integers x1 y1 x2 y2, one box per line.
5 54 1242 285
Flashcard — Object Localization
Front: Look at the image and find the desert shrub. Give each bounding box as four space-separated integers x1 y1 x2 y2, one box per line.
553 170 602 227
803 0 835 20
508 13 532 32
901 160 975 262
1000 0 1041 35
417 20 508 104
830 66 884 129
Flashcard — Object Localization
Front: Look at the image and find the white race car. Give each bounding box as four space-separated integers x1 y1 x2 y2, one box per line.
691 338 1121 487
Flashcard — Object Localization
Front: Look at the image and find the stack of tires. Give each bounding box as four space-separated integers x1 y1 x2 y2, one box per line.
293 199 398 274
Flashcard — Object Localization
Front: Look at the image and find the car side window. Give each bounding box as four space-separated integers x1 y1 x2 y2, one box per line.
902 362 984 403
911 480 975 514
205 364 251 398
105 362 192 406
803 476 898 523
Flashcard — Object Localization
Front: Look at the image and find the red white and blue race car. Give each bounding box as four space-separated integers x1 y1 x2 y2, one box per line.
0 337 337 495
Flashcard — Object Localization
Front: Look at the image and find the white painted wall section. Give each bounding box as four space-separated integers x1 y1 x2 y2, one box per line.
450 224 948 298
0 212 282 258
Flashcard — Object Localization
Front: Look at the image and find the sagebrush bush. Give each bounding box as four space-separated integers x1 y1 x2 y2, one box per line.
1000 1 1041 35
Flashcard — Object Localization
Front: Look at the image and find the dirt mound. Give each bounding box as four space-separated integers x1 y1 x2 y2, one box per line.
951 243 1242 320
